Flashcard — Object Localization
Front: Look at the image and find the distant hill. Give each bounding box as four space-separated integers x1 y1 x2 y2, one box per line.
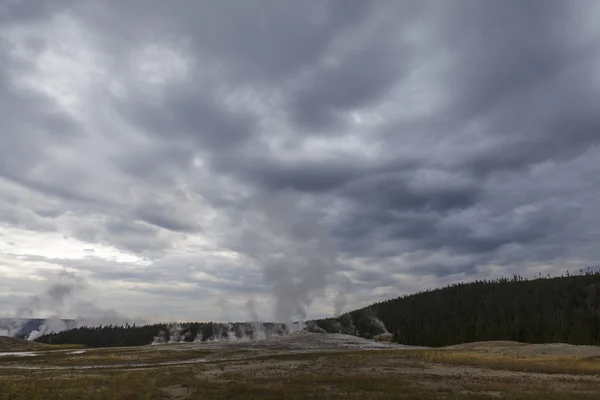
0 336 48 351
314 271 600 346
34 271 600 348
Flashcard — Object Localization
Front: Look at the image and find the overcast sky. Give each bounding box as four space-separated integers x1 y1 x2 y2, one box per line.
1 0 600 323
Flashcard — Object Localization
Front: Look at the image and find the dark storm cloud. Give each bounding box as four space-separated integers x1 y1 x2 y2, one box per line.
437 0 580 118
290 35 407 131
0 57 79 184
135 207 199 233
181 0 376 82
86 0 377 84
323 0 599 278
0 51 110 222
428 0 600 174
213 154 425 194
214 156 367 193
340 171 481 213
69 217 173 256
1 0 600 320
334 183 587 272
111 143 194 182
121 88 257 153
0 0 75 24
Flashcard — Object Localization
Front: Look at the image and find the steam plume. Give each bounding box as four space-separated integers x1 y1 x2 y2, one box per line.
232 190 346 327
333 290 347 317
244 299 260 322
7 270 141 340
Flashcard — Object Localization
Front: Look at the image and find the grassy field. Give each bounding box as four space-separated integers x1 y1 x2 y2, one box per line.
2 339 600 399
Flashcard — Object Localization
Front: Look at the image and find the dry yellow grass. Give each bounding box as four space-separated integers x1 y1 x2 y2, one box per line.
401 349 600 375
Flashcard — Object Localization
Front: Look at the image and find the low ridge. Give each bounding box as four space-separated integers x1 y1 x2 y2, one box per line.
0 336 47 351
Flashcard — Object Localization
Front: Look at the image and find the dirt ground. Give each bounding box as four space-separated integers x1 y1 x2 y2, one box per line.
2 333 600 399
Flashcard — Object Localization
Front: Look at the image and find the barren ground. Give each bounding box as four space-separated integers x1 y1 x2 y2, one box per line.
2 333 600 399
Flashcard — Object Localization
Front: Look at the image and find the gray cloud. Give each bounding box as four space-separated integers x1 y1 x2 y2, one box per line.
1 0 599 322
289 28 407 131
135 206 199 233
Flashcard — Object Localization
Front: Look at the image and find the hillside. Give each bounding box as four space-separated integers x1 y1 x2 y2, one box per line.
314 271 600 346
34 272 600 348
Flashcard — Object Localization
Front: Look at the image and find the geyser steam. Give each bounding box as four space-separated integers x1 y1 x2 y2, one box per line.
233 190 347 326
6 270 139 340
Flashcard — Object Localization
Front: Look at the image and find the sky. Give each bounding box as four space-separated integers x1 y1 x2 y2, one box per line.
1 0 600 323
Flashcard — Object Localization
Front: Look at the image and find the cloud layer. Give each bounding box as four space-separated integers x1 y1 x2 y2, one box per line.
1 0 599 322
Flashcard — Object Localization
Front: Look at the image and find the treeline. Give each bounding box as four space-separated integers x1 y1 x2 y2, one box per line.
36 271 600 347
34 322 290 347
317 270 600 346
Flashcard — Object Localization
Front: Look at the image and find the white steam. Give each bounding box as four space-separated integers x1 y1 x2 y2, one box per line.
244 299 259 322
370 316 389 335
151 322 292 345
334 290 347 317
7 270 141 340
233 190 347 326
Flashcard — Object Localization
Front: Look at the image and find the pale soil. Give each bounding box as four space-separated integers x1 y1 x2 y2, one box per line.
155 332 409 352
0 352 38 357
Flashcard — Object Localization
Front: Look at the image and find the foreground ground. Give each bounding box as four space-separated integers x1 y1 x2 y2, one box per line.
2 333 600 399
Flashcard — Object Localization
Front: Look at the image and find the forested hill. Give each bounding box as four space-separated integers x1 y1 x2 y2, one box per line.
34 322 291 348
315 271 600 347
35 271 600 348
